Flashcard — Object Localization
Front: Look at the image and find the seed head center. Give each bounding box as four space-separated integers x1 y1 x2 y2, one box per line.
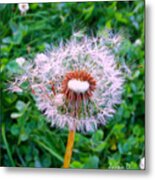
62 70 96 103
68 79 90 93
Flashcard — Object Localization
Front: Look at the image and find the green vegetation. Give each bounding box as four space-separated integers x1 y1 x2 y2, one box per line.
0 1 144 169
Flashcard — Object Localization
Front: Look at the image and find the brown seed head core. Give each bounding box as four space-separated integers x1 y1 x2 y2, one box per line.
62 70 96 103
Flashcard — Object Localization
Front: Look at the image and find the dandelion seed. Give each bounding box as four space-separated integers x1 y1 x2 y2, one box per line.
54 93 65 106
8 85 23 93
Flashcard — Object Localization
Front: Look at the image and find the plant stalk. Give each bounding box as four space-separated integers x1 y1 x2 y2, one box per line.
63 129 76 168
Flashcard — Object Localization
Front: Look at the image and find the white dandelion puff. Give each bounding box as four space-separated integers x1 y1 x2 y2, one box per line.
18 3 29 14
9 35 126 132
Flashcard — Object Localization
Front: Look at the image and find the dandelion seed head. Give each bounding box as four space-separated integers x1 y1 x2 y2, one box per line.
10 35 126 132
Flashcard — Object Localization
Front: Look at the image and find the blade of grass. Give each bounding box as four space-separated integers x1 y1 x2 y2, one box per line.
33 139 64 163
33 139 74 168
16 148 27 167
1 122 15 166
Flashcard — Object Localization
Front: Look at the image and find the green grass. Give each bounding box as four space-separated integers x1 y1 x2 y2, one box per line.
0 1 145 169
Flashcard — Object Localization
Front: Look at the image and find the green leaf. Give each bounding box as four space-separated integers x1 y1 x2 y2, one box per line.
126 161 139 169
6 60 21 74
115 12 128 23
11 124 20 136
84 156 99 169
82 5 94 21
2 37 12 44
42 155 52 167
71 161 83 168
94 141 107 152
16 100 26 112
108 157 121 169
34 158 42 168
9 21 18 34
20 132 29 141
133 125 143 137
92 130 104 143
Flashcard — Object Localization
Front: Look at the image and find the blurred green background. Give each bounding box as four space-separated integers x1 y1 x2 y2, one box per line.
0 1 145 169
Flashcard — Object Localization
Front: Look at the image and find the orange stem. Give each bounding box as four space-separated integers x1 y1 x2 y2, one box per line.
63 130 75 168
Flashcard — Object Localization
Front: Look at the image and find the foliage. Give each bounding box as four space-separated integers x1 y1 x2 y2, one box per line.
0 0 145 169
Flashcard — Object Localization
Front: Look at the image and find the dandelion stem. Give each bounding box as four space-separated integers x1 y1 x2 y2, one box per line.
63 129 75 168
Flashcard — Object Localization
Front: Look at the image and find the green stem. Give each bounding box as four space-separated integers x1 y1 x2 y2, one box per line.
1 122 15 166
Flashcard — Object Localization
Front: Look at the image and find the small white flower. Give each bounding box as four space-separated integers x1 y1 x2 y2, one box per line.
54 94 65 107
139 157 145 170
16 57 25 67
68 79 90 93
18 3 29 14
134 39 142 46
